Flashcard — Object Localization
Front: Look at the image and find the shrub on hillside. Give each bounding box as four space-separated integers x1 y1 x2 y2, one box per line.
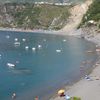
70 96 81 100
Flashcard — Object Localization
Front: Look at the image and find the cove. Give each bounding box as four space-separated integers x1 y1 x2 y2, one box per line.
0 31 98 100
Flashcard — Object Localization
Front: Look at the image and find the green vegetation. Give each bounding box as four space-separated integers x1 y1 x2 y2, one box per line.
0 0 87 4
0 3 71 30
78 0 100 28
70 96 81 100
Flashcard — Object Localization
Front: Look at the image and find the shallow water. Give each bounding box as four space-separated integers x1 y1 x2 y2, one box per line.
0 31 98 100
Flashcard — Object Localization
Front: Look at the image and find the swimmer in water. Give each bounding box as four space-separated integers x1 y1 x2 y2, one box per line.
12 92 16 99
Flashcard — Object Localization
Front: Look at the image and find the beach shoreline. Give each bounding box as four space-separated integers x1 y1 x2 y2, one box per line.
51 49 100 100
49 29 100 100
49 0 100 99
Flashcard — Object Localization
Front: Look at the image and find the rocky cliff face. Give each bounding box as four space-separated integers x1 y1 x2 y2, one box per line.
0 4 14 26
0 3 70 30
0 0 86 4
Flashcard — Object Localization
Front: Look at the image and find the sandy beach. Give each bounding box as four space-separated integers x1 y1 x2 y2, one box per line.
51 61 100 100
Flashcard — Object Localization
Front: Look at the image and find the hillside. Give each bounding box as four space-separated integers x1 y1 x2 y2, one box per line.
0 0 89 31
0 0 86 4
60 0 92 34
78 0 100 29
0 3 71 30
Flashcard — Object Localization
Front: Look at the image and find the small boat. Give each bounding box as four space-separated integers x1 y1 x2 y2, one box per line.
22 38 26 42
86 50 93 53
14 42 20 46
14 38 18 41
96 49 100 52
7 63 15 69
38 45 42 48
25 46 29 50
32 47 36 51
56 49 61 53
63 39 66 42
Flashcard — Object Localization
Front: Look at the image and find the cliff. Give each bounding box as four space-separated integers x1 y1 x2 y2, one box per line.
0 3 71 30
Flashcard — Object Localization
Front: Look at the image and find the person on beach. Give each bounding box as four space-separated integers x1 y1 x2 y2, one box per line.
34 96 39 100
85 75 91 81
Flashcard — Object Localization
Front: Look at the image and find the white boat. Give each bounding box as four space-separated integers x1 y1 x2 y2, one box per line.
14 38 18 41
56 49 61 53
86 50 93 53
38 45 42 48
32 47 36 51
96 49 100 52
7 63 15 69
22 38 26 42
25 46 29 50
63 39 66 42
14 42 20 46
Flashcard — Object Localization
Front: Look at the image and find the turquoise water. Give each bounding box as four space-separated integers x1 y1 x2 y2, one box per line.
0 31 97 100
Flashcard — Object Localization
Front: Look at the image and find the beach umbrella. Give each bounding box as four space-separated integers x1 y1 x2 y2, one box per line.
58 89 65 95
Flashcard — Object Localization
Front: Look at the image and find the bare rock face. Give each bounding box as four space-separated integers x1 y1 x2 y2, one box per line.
0 3 70 30
0 4 14 27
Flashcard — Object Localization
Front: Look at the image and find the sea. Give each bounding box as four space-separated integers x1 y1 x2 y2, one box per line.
0 31 98 100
